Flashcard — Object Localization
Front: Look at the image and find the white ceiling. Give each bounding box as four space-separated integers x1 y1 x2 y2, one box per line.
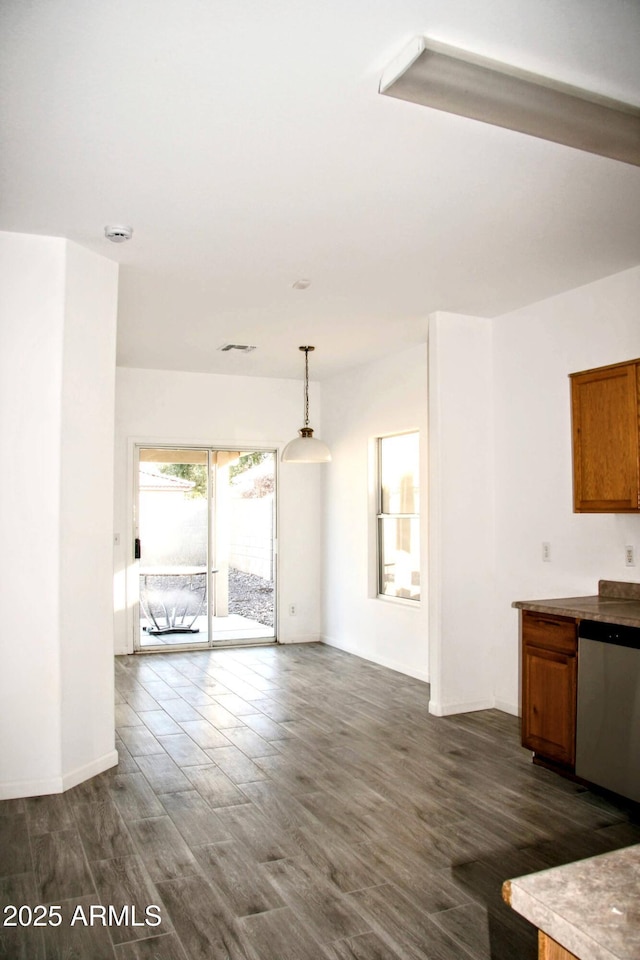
2 0 640 381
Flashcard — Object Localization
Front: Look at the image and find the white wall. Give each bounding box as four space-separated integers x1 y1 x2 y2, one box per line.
59 242 119 783
427 313 496 714
229 497 274 579
427 267 640 719
321 345 429 681
0 232 118 799
491 265 640 713
114 367 323 653
0 233 65 795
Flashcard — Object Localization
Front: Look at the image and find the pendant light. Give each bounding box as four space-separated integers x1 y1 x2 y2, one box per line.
281 346 331 463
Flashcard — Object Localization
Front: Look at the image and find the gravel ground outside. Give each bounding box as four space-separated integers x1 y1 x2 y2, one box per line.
142 568 274 628
228 568 274 627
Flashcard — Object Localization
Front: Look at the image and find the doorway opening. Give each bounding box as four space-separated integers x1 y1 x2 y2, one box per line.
134 446 276 650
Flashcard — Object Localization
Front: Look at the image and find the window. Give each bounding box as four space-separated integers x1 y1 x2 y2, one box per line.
377 432 420 601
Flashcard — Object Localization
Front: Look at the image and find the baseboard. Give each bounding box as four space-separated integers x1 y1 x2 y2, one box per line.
321 635 429 683
428 698 495 717
0 749 119 801
62 749 119 792
278 634 321 644
0 774 66 801
494 698 520 717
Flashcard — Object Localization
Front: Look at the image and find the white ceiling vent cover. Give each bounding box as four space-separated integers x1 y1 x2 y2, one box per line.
218 343 257 353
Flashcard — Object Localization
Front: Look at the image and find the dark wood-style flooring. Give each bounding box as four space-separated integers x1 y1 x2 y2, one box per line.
2 642 639 959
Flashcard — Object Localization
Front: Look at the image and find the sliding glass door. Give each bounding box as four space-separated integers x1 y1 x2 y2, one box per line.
135 446 276 650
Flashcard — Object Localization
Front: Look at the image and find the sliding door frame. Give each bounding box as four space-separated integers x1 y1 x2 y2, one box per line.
127 438 279 654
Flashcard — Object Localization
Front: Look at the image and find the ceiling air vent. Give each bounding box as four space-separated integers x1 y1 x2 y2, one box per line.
218 343 256 353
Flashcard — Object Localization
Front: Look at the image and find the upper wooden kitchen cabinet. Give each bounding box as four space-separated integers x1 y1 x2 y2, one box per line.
570 358 640 512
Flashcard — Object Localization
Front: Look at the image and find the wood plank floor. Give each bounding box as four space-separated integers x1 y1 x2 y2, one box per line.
2 642 639 960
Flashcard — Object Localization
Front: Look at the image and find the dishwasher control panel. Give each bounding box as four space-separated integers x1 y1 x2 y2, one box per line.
578 618 640 649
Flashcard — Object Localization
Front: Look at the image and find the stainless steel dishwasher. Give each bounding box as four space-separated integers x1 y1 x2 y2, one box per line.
575 619 640 803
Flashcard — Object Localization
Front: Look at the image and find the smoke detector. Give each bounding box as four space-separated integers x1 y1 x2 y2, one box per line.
218 343 256 353
104 225 133 243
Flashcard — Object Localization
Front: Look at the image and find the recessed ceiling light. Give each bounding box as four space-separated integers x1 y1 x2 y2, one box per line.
104 224 133 243
292 278 311 290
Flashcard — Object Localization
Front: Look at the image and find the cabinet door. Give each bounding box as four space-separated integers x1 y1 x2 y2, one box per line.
522 642 577 767
571 362 640 512
539 933 579 960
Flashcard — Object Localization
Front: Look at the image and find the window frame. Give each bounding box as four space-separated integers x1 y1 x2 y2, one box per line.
376 430 421 604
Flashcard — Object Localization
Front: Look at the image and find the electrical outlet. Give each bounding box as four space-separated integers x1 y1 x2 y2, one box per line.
625 545 635 567
542 542 551 562
289 604 296 616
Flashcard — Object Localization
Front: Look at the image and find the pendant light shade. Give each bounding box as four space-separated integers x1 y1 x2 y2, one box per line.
281 431 331 463
281 346 331 463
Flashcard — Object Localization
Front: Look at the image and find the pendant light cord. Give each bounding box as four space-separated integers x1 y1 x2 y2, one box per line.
304 347 310 428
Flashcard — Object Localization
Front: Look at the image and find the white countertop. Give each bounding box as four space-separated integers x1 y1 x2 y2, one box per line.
504 844 640 960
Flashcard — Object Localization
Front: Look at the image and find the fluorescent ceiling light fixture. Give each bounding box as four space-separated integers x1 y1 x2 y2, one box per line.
379 37 640 167
281 346 331 464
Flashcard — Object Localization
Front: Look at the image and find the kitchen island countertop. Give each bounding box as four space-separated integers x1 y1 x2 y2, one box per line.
503 844 640 960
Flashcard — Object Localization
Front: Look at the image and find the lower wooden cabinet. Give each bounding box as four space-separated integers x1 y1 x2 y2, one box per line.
539 932 578 960
521 611 577 768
